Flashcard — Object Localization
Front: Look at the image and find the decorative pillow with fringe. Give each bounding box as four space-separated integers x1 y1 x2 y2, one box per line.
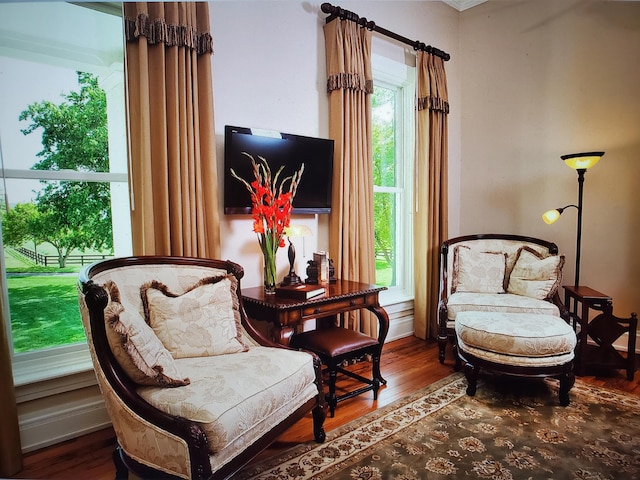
141 274 249 359
102 280 190 387
507 246 565 300
452 245 507 294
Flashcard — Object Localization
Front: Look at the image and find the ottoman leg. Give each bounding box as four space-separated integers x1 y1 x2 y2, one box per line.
453 343 462 372
463 361 478 396
558 370 575 407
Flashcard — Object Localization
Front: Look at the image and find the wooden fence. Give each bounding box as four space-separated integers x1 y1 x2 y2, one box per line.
16 247 113 267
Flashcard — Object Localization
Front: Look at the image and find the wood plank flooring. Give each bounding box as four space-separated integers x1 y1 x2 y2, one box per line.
11 336 639 479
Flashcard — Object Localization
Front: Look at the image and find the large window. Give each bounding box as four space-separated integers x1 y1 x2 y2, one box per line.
372 55 414 302
0 2 130 385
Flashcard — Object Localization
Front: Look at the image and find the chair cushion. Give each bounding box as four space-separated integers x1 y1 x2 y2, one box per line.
507 247 565 300
141 274 248 358
102 280 190 387
446 292 560 322
452 246 507 294
137 346 318 454
291 327 379 358
455 311 576 358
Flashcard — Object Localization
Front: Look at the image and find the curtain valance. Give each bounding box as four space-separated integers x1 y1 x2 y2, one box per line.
416 54 449 114
327 72 373 94
325 20 373 95
124 6 213 54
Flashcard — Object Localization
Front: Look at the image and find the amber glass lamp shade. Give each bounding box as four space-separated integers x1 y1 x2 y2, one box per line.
542 209 561 224
561 151 604 170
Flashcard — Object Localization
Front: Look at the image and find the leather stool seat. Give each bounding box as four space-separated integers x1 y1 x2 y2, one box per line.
291 325 381 417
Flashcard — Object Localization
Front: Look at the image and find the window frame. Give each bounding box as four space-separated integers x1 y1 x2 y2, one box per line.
371 54 415 305
0 2 129 390
2 170 128 387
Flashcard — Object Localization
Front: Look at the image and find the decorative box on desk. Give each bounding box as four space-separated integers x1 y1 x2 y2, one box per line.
564 285 638 380
241 279 389 371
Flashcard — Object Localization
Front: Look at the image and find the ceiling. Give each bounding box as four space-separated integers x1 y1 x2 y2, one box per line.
442 0 488 11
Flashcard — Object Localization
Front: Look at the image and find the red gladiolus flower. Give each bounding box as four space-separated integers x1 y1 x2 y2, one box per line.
230 153 305 266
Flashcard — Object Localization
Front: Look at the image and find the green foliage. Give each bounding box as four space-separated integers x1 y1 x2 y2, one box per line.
16 72 112 267
19 72 108 172
372 86 397 285
2 203 41 249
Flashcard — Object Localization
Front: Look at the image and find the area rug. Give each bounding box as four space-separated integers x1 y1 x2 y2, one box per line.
237 373 640 479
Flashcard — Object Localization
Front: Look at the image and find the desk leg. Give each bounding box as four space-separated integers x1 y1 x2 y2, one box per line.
273 325 295 347
367 304 389 385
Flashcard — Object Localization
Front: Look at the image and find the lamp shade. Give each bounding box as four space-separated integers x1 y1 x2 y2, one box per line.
284 224 312 238
561 151 604 170
542 209 561 224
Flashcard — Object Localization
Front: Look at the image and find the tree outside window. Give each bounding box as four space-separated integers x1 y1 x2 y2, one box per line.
1 70 122 353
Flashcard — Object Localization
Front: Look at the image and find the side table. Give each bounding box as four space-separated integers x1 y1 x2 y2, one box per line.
564 285 637 380
241 279 390 385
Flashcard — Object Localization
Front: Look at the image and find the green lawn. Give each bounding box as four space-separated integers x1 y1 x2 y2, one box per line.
4 247 86 353
375 259 392 287
8 274 84 353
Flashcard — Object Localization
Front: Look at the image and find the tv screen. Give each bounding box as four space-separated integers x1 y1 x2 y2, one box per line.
224 125 334 215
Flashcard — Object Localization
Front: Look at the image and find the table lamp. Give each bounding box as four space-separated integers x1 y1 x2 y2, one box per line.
281 224 313 286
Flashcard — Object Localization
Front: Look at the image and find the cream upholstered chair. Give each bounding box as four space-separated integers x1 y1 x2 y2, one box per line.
437 234 576 405
78 256 326 480
438 233 570 365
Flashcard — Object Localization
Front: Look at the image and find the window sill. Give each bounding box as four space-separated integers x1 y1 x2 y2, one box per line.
13 344 96 403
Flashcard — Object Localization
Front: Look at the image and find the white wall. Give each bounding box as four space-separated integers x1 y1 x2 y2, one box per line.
211 1 461 288
459 0 640 316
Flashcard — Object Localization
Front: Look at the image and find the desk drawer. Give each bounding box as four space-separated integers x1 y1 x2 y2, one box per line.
302 296 365 317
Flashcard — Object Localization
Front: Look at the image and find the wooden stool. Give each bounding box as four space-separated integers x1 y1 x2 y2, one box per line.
291 325 381 417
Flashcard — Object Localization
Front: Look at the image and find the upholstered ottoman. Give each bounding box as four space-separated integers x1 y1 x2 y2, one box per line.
455 311 577 406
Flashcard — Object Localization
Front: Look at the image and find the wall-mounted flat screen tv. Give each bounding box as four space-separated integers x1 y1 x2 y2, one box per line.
224 125 334 215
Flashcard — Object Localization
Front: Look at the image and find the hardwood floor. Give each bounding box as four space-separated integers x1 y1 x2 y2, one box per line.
11 336 639 479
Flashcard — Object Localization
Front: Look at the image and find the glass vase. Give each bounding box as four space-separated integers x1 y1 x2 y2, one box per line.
263 249 277 295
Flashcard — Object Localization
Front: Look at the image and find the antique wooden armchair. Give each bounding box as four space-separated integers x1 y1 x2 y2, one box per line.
78 256 326 480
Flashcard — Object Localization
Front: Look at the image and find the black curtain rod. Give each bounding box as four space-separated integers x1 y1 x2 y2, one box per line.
321 3 450 61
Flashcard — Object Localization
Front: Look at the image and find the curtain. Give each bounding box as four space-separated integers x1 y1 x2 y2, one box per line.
0 304 21 476
413 51 449 340
324 19 377 336
124 2 220 257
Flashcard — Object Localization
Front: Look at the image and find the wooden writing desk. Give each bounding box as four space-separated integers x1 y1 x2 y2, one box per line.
242 280 389 384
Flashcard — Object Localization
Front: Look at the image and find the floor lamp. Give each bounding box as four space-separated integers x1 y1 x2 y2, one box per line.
541 151 604 288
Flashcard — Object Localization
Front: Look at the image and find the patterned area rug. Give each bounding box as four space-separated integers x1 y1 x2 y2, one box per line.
237 373 640 479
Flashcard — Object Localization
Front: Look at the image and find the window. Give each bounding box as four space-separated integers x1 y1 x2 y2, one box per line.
372 54 415 303
0 2 131 385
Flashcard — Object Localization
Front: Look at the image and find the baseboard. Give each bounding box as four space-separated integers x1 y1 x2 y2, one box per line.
386 309 414 342
19 392 110 453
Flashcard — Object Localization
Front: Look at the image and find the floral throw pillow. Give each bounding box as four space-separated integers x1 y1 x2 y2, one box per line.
141 274 249 359
452 246 507 294
507 246 565 300
102 280 190 387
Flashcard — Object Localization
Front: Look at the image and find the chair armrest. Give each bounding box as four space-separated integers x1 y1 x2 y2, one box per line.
550 291 571 324
81 279 212 480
